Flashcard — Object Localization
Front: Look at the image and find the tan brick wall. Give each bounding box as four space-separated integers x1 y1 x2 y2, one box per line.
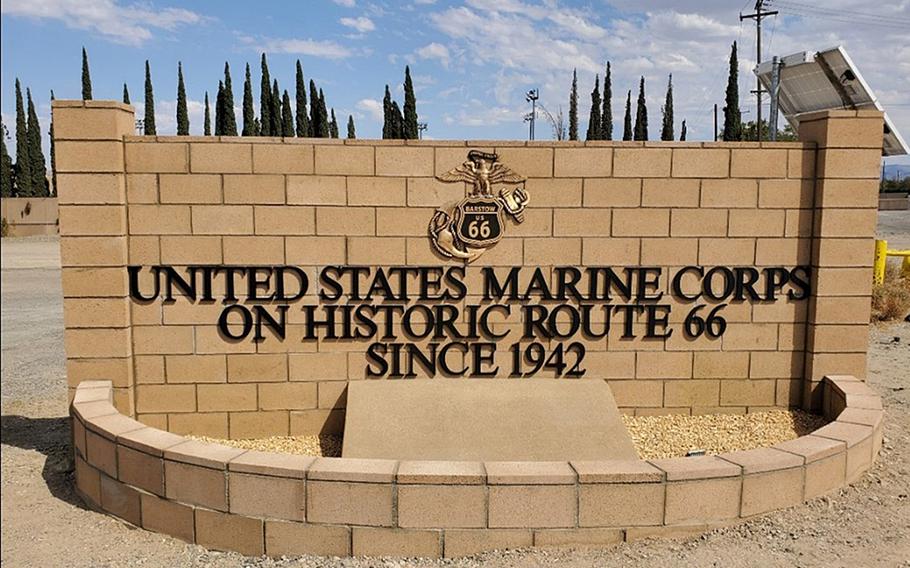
54 101 883 431
55 100 136 414
798 110 883 410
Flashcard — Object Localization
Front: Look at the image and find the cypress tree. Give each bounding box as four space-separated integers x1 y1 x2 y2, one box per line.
281 90 294 137
176 62 189 135
26 89 48 196
382 85 393 139
329 109 339 138
403 65 418 139
1 118 12 197
391 100 404 139
204 92 212 136
49 90 57 195
309 80 320 137
14 80 32 196
144 60 156 135
215 80 225 136
622 90 632 141
568 69 578 141
601 61 613 140
585 75 601 141
242 63 256 136
723 41 742 141
318 89 329 138
347 115 356 139
81 47 92 100
122 83 131 104
295 60 309 137
221 63 238 136
660 74 674 141
633 77 648 141
680 119 687 141
270 80 281 137
260 54 272 136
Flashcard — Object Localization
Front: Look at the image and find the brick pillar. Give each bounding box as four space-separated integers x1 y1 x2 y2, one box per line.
54 100 136 416
799 110 883 410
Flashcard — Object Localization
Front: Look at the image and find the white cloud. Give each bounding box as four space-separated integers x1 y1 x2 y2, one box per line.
356 98 384 122
332 0 356 6
443 103 521 127
424 0 909 144
340 16 375 33
240 36 356 59
416 42 450 68
0 0 205 46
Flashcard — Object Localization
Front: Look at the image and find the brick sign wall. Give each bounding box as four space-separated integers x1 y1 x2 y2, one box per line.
55 100 883 439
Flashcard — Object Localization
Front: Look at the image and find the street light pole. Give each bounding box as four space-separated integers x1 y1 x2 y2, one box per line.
525 89 539 141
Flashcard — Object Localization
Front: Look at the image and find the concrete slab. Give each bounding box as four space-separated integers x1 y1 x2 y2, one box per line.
342 380 638 461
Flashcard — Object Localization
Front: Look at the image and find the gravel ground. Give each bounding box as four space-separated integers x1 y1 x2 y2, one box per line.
191 411 826 461
2 214 909 567
622 410 827 460
189 435 344 458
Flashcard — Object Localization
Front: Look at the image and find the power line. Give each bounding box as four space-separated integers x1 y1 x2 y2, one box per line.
773 8 909 29
769 0 909 24
767 0 910 29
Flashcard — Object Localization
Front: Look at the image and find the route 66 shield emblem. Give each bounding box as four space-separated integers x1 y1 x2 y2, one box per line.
454 197 504 248
429 150 529 263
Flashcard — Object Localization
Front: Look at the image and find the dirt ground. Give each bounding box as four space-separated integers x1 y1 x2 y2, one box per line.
2 214 909 568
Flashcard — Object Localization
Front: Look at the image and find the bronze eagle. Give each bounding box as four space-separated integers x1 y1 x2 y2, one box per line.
437 150 526 196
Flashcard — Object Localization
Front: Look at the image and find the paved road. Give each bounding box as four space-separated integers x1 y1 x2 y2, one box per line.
1 236 65 411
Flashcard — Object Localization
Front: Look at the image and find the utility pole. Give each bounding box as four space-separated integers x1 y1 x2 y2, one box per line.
740 1 777 141
525 89 539 141
417 122 427 140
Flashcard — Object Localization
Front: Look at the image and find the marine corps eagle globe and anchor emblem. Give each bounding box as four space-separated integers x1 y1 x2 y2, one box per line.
429 150 530 263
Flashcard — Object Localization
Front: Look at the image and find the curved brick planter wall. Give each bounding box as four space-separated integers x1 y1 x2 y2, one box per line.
71 374 882 558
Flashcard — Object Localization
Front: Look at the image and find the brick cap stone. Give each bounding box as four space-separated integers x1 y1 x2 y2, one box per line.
649 456 742 481
718 447 804 475
484 461 576 485
117 427 186 457
84 413 145 441
72 385 113 405
812 421 873 448
798 109 884 122
773 434 845 464
844 394 883 410
835 408 884 429
228 450 314 478
836 382 878 396
397 460 485 485
571 460 664 483
53 99 133 112
163 439 247 469
307 457 397 483
74 400 119 421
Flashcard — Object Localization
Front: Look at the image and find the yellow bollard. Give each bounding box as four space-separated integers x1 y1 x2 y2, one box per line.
903 255 910 279
873 239 887 285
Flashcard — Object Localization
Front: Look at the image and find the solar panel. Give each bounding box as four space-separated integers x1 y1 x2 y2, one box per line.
755 45 908 156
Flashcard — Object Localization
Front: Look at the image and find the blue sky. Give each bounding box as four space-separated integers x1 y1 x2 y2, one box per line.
2 0 908 165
